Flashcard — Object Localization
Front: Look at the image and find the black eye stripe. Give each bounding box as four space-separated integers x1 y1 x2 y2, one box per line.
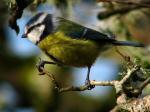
27 23 43 34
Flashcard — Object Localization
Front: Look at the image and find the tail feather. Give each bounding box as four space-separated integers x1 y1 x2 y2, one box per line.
112 41 145 47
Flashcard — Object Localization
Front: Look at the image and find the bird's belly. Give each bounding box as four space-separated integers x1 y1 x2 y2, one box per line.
38 33 101 67
47 42 100 67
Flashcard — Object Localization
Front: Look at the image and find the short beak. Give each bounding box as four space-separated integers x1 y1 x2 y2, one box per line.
22 34 27 38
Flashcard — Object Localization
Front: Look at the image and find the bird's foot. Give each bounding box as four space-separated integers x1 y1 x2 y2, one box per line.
85 80 95 90
36 58 46 75
36 58 63 75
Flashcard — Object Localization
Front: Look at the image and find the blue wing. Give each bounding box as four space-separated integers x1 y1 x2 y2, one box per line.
54 17 115 43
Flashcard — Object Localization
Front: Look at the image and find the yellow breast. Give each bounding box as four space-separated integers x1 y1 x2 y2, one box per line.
38 32 100 67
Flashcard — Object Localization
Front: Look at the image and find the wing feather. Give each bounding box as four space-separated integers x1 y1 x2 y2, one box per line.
53 17 115 43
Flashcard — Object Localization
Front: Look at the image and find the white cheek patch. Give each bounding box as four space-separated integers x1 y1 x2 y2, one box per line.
24 27 27 34
28 32 40 44
27 25 45 44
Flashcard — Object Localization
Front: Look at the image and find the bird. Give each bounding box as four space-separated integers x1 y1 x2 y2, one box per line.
22 12 144 89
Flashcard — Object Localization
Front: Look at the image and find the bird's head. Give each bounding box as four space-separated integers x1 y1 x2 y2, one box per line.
22 12 54 44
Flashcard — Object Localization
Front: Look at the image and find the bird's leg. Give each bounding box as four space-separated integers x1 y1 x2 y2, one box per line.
85 66 95 90
36 58 60 75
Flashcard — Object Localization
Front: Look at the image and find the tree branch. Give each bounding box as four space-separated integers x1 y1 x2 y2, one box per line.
111 95 150 112
8 0 46 33
39 61 145 97
38 50 150 111
98 5 143 19
9 0 34 33
97 0 150 8
138 76 150 91
97 0 150 20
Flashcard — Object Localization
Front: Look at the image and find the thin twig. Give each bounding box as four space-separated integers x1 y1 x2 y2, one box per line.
97 0 150 8
37 54 149 105
38 63 141 95
59 80 117 93
139 77 150 91
39 68 60 90
120 67 139 84
98 5 142 19
90 80 117 86
97 0 150 20
59 85 89 93
115 48 130 62
115 48 133 67
40 66 140 95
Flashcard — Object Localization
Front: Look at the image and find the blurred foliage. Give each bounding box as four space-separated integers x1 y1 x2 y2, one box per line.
0 0 116 112
98 2 150 44
53 0 68 8
0 0 150 112
118 57 150 97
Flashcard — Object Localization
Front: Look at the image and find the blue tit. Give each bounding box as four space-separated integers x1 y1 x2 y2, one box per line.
22 12 144 89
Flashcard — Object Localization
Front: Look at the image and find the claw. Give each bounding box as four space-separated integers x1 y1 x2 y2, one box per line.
36 58 45 74
85 80 95 90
